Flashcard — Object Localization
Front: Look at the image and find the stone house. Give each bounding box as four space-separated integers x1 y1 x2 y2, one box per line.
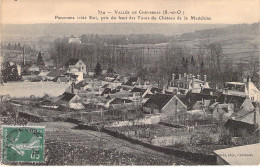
142 93 187 121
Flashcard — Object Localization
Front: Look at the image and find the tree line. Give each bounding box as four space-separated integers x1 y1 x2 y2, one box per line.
49 37 259 88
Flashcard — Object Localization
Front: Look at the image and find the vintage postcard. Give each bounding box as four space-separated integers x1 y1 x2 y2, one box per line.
0 0 259 165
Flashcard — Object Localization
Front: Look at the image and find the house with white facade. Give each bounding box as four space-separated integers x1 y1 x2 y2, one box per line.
222 76 260 102
168 73 210 95
65 59 87 74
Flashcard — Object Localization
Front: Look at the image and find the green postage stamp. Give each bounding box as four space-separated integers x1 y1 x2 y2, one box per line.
2 126 45 163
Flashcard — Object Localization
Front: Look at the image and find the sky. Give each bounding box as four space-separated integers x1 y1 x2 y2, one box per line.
1 0 260 24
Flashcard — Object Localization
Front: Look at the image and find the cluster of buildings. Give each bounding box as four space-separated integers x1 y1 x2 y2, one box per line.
21 58 87 83
37 59 259 137
10 57 260 136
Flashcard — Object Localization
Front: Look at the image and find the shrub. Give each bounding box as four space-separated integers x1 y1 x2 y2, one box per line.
174 141 186 148
218 129 233 145
190 133 213 145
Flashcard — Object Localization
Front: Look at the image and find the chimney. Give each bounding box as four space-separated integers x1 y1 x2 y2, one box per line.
192 75 195 88
204 75 207 85
178 74 181 80
71 82 75 93
172 73 175 81
197 74 200 80
247 75 251 83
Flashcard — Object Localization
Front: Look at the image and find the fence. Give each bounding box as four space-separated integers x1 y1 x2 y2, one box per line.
151 135 191 146
105 115 161 127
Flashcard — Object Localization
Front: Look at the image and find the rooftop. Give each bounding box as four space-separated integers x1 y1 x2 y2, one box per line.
217 94 246 109
143 93 174 110
65 58 80 67
110 98 132 104
131 87 147 95
226 82 245 85
47 69 66 78
60 92 76 101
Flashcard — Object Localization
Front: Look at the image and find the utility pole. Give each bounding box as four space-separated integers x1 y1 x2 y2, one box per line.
22 46 25 66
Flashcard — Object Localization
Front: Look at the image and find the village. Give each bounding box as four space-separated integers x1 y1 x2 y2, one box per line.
1 23 260 165
1 52 260 165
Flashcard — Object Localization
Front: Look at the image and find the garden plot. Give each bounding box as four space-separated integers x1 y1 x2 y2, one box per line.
26 122 196 165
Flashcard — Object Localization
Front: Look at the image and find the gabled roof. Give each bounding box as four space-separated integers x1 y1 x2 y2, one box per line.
101 84 109 89
131 87 147 95
47 69 66 78
150 87 163 94
217 94 246 109
56 76 69 82
176 94 189 106
224 82 245 92
65 58 80 67
144 94 152 99
143 93 173 110
110 98 132 104
60 92 76 101
165 90 175 95
101 88 112 96
200 88 222 96
187 92 219 108
230 109 254 121
124 76 139 86
117 85 133 91
38 71 50 77
229 107 260 125
106 93 131 99
74 81 89 90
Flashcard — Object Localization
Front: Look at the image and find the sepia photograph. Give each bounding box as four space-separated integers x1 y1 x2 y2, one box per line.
0 0 260 165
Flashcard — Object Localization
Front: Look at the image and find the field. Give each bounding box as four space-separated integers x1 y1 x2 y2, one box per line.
0 82 70 98
16 122 196 165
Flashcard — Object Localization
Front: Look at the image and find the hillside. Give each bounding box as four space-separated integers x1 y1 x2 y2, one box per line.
1 23 227 39
180 23 259 39
171 22 260 65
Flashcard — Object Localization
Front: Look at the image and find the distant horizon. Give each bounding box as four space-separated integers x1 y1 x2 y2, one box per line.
1 23 232 37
